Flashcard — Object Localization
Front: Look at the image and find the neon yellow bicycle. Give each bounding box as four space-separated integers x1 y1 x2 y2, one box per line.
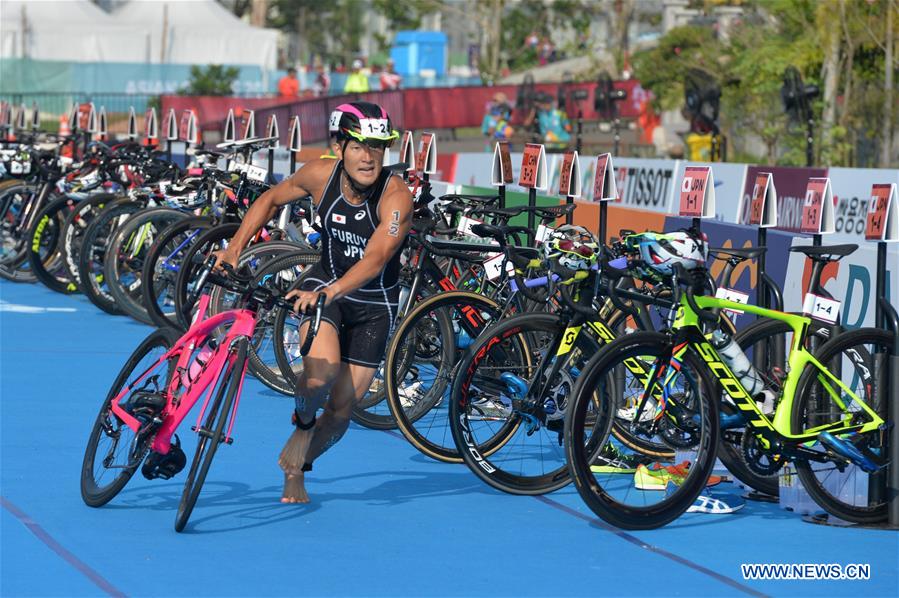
564 232 891 530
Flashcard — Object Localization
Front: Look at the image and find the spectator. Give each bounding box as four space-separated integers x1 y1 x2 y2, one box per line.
313 64 331 97
525 30 539 49
481 92 515 151
278 67 300 98
343 59 369 93
524 92 571 150
538 37 554 66
379 59 402 91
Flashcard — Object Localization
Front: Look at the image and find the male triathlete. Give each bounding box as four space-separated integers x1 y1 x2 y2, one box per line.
214 102 412 503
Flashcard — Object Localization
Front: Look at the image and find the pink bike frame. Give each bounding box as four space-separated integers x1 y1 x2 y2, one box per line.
109 293 256 455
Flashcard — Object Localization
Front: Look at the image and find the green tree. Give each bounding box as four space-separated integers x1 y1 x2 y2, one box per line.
180 65 240 96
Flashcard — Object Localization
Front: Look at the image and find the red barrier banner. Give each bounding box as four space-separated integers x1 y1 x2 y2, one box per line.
161 79 647 145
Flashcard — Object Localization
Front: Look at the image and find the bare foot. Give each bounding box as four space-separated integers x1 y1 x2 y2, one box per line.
282 472 310 503
278 426 314 503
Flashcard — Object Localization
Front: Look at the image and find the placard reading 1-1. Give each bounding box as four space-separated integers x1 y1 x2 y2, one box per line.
679 166 716 218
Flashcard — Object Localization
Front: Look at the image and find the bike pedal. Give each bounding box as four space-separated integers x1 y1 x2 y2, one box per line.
223 436 233 445
818 431 879 473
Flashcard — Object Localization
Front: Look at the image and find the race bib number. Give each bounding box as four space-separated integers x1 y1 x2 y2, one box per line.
484 252 514 281
359 118 389 136
802 293 841 324
714 287 749 315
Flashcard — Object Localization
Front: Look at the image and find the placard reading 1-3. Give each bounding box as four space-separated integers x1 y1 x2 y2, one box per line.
592 153 617 202
748 172 777 227
179 111 191 142
491 141 513 186
800 177 835 235
519 143 547 190
558 150 581 198
714 287 749 316
679 166 716 218
865 183 898 242
802 293 841 324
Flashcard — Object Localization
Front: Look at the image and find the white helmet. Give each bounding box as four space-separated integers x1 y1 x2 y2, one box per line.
626 230 707 277
543 225 600 272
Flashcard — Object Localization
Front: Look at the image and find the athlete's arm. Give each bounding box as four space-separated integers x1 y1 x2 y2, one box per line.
323 177 413 303
214 159 335 267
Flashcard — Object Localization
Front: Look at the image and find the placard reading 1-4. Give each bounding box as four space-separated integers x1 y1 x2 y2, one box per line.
865 183 898 242
802 293 841 324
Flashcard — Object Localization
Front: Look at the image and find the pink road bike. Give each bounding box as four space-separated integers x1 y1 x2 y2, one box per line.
80 259 324 532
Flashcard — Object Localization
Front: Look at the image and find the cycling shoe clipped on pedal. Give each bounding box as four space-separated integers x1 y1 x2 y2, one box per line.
142 435 187 480
818 431 880 473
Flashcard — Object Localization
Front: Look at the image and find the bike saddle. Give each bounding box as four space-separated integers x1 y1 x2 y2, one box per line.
789 244 858 261
709 246 767 261
470 223 532 243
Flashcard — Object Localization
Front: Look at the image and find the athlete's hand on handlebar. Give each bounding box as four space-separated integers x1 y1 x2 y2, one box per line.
211 248 240 273
286 288 334 314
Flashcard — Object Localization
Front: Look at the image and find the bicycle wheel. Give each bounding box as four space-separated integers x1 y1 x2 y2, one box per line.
141 216 213 329
172 223 241 329
385 291 504 460
0 180 39 282
61 193 115 290
565 331 719 530
78 198 142 315
26 194 81 294
174 337 247 533
105 208 187 324
792 328 890 525
81 327 180 507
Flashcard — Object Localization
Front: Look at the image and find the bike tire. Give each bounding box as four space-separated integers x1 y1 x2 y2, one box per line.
26 194 81 294
81 327 180 507
174 337 247 533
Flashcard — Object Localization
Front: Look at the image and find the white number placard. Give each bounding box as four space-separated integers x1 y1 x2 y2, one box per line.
484 252 514 281
715 287 749 315
456 216 483 239
359 118 389 136
802 293 841 324
535 224 554 245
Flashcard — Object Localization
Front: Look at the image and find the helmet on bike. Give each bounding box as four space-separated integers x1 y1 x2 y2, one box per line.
543 225 600 272
329 101 399 149
625 230 707 278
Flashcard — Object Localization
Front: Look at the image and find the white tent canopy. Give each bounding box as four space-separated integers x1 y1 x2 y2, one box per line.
112 0 278 70
1 0 148 63
0 0 278 70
